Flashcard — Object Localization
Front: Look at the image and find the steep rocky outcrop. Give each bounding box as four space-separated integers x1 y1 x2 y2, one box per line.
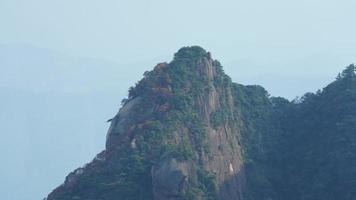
47 46 248 200
47 47 356 200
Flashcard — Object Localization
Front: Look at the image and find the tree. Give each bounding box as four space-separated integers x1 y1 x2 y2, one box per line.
341 64 356 78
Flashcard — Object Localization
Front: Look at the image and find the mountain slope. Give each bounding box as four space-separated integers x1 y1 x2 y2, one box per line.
276 65 356 200
46 47 356 200
236 64 356 200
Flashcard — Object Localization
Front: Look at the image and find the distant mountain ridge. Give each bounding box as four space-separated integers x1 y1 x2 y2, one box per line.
0 43 138 94
46 46 356 200
0 44 126 200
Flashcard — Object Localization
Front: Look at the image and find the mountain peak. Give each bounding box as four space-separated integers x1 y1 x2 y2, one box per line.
127 46 226 101
48 48 356 200
173 46 210 61
48 47 244 200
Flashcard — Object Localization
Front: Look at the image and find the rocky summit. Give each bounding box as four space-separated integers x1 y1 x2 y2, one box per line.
47 46 356 200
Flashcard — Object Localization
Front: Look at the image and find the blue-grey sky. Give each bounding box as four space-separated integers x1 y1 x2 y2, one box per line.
2 1 356 200
2 0 356 98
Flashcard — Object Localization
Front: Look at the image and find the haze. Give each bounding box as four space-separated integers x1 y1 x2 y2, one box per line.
1 0 356 199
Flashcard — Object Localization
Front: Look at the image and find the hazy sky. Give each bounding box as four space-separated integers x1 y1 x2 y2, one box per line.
2 0 356 98
2 1 356 199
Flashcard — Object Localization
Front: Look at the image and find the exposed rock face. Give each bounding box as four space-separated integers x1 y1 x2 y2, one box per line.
191 56 245 199
152 158 196 200
147 51 246 200
106 96 142 149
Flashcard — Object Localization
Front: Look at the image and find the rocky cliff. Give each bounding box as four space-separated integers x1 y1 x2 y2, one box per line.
47 47 356 200
47 46 249 200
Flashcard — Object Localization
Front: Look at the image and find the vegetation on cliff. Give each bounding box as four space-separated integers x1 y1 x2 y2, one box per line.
47 47 356 200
